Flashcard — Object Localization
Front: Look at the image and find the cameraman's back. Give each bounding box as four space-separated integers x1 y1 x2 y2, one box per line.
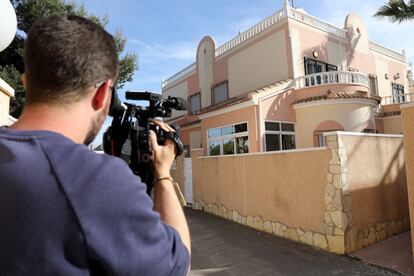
0 14 190 275
0 129 91 274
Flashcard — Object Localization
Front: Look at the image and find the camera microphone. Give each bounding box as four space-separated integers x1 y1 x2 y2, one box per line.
166 96 187 110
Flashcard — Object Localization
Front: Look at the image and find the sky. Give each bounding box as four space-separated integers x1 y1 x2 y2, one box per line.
76 0 414 147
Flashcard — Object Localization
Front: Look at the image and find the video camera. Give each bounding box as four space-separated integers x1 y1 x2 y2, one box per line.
103 87 187 194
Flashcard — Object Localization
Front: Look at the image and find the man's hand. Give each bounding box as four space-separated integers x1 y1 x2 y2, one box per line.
149 120 176 178
149 120 191 258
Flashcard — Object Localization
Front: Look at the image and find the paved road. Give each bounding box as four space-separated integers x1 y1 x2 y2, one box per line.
186 208 400 276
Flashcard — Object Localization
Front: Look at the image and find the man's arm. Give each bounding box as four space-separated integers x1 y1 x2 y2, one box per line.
149 121 191 256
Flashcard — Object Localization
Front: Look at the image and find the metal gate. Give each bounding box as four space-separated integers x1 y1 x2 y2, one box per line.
184 158 193 204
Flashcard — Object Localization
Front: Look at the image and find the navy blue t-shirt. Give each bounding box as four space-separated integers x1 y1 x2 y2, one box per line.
0 127 189 275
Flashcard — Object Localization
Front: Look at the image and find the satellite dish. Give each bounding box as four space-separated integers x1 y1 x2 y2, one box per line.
0 0 17 52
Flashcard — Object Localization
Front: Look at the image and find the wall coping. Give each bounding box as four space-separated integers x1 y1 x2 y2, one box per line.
198 146 327 159
0 77 15 97
323 131 403 138
292 98 378 109
401 102 414 110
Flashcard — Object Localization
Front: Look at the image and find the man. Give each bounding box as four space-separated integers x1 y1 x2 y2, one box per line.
0 15 190 275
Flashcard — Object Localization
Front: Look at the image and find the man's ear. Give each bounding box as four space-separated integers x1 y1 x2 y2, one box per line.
21 73 27 89
92 80 112 111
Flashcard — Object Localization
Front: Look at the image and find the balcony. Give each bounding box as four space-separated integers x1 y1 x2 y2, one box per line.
381 93 414 105
294 71 369 89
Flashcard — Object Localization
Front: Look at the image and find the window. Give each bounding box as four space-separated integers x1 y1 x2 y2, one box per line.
392 83 405 103
369 75 378 96
208 122 249 155
304 58 337 75
304 58 338 86
211 81 228 105
265 121 296 151
189 93 201 114
316 132 326 147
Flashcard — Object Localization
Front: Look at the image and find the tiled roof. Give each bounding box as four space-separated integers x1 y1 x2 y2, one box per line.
292 90 381 105
164 115 200 128
197 94 251 115
383 111 401 117
197 79 292 115
181 119 201 128
250 79 292 95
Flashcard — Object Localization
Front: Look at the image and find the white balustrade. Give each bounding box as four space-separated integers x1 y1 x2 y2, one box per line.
294 71 368 89
369 41 406 62
215 8 287 57
287 7 347 39
381 92 414 105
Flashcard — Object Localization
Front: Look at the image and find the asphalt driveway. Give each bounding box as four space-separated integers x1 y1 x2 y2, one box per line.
186 208 400 276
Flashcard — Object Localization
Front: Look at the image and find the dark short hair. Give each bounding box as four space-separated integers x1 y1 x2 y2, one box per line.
24 15 118 105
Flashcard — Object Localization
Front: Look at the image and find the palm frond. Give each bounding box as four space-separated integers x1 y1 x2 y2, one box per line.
374 0 414 23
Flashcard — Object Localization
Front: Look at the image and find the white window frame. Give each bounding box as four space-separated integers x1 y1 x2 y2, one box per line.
368 74 378 96
211 81 229 105
392 82 405 103
264 120 296 152
189 93 201 114
316 132 326 147
207 121 249 156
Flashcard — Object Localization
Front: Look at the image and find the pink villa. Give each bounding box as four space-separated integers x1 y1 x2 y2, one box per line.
162 0 410 157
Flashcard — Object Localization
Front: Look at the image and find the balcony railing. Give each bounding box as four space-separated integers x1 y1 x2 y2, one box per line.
381 92 414 105
287 7 347 39
294 71 369 89
215 6 348 58
215 8 288 57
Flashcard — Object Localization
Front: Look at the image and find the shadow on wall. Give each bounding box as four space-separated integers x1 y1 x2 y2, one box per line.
264 89 296 121
341 135 409 253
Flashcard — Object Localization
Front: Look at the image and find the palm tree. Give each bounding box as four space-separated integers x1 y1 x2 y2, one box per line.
374 0 414 23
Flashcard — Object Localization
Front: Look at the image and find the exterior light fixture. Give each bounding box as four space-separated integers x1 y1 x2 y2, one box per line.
385 73 389 80
0 0 17 52
394 73 400 80
313 50 319 58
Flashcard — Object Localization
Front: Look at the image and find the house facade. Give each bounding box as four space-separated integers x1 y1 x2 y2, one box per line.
162 1 409 156
0 77 15 126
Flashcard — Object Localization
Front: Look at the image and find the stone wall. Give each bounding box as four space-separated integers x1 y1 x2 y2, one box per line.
190 132 409 254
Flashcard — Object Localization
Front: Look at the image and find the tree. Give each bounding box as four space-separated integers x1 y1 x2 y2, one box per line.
0 0 138 118
374 0 414 23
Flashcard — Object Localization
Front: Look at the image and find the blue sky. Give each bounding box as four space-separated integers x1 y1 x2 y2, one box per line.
77 0 413 147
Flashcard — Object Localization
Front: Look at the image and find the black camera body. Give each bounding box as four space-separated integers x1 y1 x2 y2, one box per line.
103 89 186 194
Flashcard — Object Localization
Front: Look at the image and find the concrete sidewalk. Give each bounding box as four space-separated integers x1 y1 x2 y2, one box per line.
353 231 414 275
186 208 400 276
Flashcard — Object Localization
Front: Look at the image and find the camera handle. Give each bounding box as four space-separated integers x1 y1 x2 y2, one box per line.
149 123 184 157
